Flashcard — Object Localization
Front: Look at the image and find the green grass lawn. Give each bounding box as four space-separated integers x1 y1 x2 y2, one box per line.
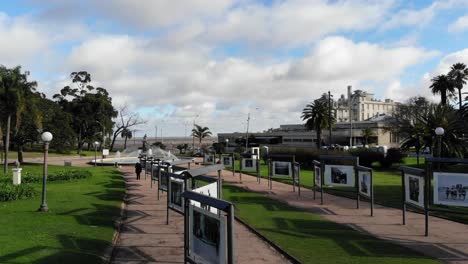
228 157 468 223
223 185 439 264
0 164 125 263
1 150 99 160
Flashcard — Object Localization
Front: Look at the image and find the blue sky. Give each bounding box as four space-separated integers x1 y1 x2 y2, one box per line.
1 0 468 137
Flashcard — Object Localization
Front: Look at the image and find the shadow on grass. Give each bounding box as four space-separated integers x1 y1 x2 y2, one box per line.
0 235 109 264
224 185 433 261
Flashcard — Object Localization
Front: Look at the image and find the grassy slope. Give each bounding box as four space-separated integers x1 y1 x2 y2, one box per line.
223 185 438 264
0 165 125 263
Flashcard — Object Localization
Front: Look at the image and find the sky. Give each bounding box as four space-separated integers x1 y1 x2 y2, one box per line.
1 0 468 138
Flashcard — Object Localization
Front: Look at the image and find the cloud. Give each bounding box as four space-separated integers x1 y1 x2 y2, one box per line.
286 36 439 82
448 15 468 32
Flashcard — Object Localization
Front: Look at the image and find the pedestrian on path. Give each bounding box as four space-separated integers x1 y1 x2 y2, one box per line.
135 162 142 180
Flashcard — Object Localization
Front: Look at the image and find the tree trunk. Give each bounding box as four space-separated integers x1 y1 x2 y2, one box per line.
17 143 24 164
441 90 447 106
459 88 463 110
3 115 11 174
124 136 128 149
316 130 321 149
110 128 123 152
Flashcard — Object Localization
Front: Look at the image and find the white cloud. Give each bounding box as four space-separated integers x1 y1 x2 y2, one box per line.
286 36 439 82
448 15 468 32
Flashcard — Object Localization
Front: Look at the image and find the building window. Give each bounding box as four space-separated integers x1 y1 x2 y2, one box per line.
292 139 302 142
303 139 312 142
284 139 292 142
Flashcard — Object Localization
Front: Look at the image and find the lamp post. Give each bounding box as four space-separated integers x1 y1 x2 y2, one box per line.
225 138 229 153
38 131 53 212
435 127 444 158
94 141 99 167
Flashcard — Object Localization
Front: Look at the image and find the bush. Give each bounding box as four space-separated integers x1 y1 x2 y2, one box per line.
0 183 37 202
0 170 91 184
380 148 404 168
349 149 383 167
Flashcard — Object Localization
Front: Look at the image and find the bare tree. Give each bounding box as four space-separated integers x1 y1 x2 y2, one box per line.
109 105 146 151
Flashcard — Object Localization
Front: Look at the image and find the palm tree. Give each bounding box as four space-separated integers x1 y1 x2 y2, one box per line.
121 128 132 149
430 74 455 106
191 124 212 146
0 66 37 173
448 63 468 110
361 127 375 145
301 99 335 149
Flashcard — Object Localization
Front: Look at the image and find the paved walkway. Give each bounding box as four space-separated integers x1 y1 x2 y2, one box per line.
211 167 468 264
111 166 290 263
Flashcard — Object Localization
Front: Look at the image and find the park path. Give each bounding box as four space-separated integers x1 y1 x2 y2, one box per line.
206 163 468 264
110 166 290 264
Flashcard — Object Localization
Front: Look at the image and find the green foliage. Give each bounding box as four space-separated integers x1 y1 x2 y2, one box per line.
151 141 166 150
350 148 383 167
0 183 37 202
191 124 212 145
0 170 91 184
301 97 335 148
380 148 404 168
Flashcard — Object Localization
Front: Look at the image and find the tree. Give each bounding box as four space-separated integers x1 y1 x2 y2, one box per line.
0 66 38 173
430 74 455 106
53 71 117 154
109 105 146 151
176 144 186 154
191 124 212 146
121 128 132 149
448 62 468 110
361 127 375 145
301 99 335 149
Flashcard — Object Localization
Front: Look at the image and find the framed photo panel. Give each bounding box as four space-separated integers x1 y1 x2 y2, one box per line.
242 158 257 171
434 172 468 207
251 147 259 156
324 165 354 187
189 205 226 264
272 161 292 177
314 166 321 186
222 155 233 167
405 174 424 208
169 178 184 212
358 171 371 197
204 154 215 164
192 182 219 214
159 171 169 191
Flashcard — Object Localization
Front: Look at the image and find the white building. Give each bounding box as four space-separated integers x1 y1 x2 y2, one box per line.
335 86 399 122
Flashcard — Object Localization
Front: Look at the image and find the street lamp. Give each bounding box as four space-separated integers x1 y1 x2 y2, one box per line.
328 91 333 147
435 127 444 158
94 141 99 167
225 138 229 153
38 131 53 212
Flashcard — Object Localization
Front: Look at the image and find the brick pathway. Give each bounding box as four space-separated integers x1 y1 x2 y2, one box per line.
111 166 290 264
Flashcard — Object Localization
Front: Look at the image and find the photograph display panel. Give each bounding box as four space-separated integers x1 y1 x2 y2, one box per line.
169 178 184 212
192 182 219 214
159 171 169 191
204 154 215 164
314 166 321 186
242 158 257 171
189 205 226 264
324 165 355 187
434 172 468 207
405 174 424 208
273 161 292 177
294 164 300 184
251 147 259 156
358 171 371 197
222 156 232 167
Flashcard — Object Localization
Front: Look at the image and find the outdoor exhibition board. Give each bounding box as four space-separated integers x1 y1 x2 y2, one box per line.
219 153 235 178
182 191 234 264
166 164 224 225
239 157 260 183
401 157 468 236
318 155 359 208
267 154 300 195
204 153 216 165
312 160 321 200
251 147 260 160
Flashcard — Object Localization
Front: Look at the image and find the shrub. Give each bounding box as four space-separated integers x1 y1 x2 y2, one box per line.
0 170 91 184
349 149 383 167
380 148 404 168
0 183 37 202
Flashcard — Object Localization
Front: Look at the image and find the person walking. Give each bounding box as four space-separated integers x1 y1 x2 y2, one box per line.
135 162 142 180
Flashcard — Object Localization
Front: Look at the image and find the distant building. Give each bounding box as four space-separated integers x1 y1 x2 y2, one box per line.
335 86 399 122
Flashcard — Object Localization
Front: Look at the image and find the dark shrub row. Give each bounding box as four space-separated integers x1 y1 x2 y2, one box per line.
0 170 91 184
0 183 37 202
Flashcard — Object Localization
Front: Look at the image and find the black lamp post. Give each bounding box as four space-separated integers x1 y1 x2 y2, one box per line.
38 131 53 212
94 141 99 167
